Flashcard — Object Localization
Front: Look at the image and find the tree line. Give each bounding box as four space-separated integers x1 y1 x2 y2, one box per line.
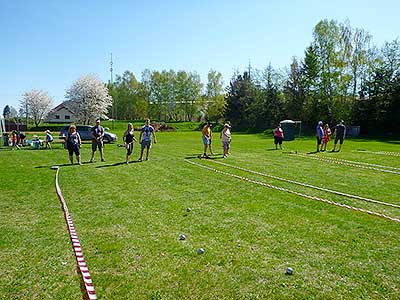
3 19 399 134
108 19 400 133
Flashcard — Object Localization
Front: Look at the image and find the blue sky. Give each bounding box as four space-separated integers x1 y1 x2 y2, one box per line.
1 0 399 110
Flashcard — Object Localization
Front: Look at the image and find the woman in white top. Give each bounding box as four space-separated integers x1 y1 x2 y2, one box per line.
220 123 232 158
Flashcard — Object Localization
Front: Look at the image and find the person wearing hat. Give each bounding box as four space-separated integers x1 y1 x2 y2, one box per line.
316 121 324 152
45 130 53 149
332 120 346 152
220 122 232 158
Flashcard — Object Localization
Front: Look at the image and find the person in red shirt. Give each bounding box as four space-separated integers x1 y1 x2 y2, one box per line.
273 124 284 150
321 124 331 151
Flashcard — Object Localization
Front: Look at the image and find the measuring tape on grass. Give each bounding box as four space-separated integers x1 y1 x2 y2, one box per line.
290 153 400 175
53 166 97 300
208 159 400 209
185 160 400 223
355 150 400 157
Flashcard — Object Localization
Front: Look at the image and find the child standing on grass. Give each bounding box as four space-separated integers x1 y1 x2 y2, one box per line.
65 125 82 165
11 130 19 150
273 124 284 150
123 123 137 164
220 123 232 158
321 124 331 151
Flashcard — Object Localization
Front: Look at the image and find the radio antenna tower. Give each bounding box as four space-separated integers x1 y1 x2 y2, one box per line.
110 52 114 84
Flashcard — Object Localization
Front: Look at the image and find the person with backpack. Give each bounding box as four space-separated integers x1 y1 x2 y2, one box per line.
138 119 157 162
65 125 82 165
90 119 105 162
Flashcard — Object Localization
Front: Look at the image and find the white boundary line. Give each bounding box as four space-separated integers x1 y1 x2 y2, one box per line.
54 167 97 300
290 153 400 175
185 160 400 223
208 159 400 209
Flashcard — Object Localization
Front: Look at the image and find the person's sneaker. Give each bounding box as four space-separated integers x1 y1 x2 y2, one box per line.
101 158 105 162
126 161 129 165
138 158 142 162
89 159 94 163
78 162 82 165
223 155 227 158
145 157 149 161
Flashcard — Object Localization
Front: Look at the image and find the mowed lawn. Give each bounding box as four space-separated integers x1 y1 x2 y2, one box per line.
1 130 400 299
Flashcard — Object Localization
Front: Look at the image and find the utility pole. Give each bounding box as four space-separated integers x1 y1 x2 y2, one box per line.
109 52 117 122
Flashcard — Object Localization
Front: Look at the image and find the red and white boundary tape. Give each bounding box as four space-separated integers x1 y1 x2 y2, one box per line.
355 150 400 157
54 167 97 300
290 153 400 175
209 159 400 209
185 160 400 223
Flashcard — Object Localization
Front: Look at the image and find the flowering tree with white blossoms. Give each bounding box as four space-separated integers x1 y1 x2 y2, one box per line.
65 74 113 124
21 89 53 126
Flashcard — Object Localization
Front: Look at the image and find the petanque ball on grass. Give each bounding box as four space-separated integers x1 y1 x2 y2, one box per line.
179 234 186 240
186 207 192 212
286 267 293 275
197 248 205 254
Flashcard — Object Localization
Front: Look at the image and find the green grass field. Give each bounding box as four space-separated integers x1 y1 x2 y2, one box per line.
1 129 399 299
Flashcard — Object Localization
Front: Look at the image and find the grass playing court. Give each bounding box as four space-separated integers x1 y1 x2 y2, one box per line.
1 128 399 299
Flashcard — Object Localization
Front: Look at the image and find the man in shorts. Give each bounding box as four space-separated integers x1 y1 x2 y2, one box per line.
90 119 105 162
202 122 212 158
332 120 346 152
138 119 157 161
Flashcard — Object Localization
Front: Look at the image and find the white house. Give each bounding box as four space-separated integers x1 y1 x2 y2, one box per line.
46 102 77 123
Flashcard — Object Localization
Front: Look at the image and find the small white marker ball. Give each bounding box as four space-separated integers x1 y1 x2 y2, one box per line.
179 234 186 240
286 267 293 275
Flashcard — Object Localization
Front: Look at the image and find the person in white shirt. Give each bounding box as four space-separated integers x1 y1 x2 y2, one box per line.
220 123 232 158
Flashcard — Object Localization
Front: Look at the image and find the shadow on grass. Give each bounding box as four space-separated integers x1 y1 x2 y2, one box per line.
95 161 130 168
184 154 224 160
35 163 81 169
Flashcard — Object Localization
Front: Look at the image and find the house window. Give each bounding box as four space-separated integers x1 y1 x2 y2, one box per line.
55 115 60 119
65 115 70 120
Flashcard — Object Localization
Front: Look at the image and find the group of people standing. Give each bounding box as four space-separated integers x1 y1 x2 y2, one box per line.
64 118 157 165
63 118 347 165
316 120 346 152
272 120 346 152
201 121 232 159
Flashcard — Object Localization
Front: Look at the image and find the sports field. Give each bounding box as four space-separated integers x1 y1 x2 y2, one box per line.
1 129 399 299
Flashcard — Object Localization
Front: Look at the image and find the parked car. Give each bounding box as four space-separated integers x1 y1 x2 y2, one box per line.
59 125 117 143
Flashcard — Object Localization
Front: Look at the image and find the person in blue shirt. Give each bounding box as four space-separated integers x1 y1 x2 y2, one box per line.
316 121 324 152
138 119 157 162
